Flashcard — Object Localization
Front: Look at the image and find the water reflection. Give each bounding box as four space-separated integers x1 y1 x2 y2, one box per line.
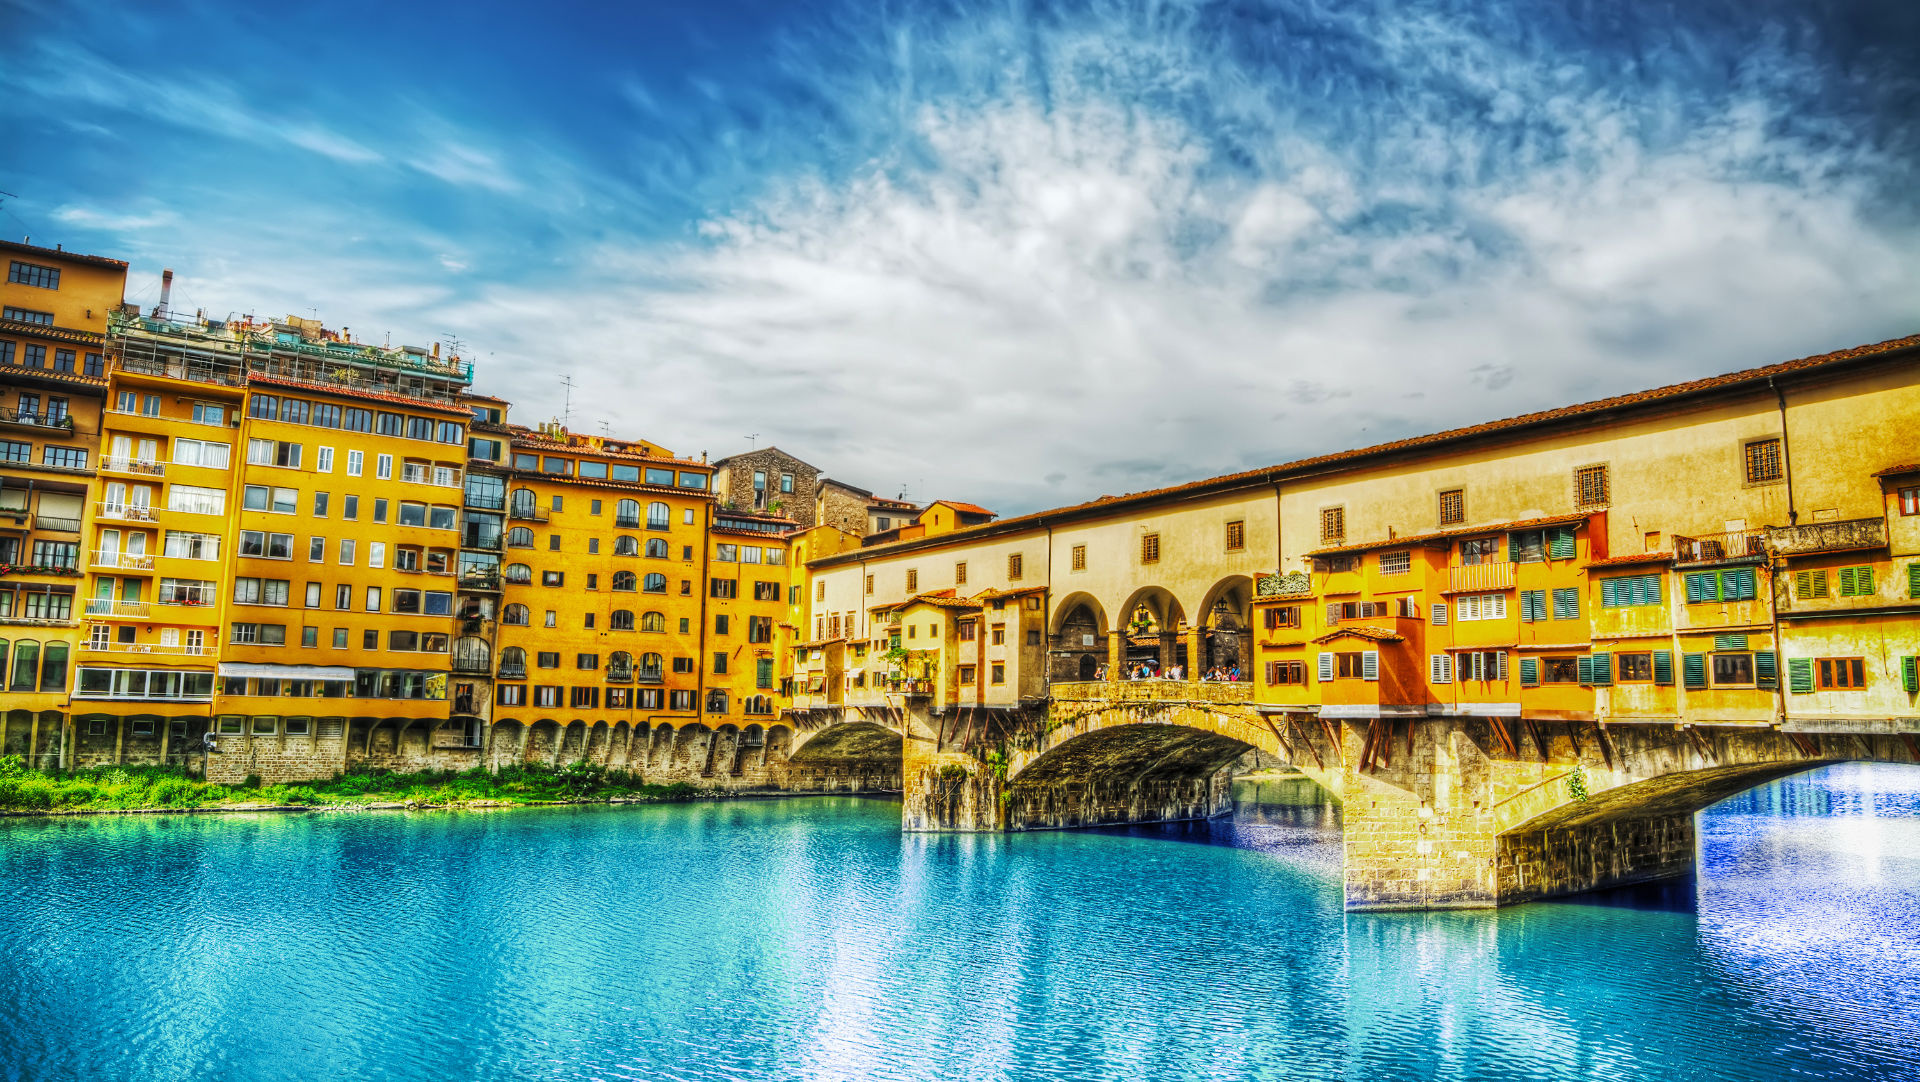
0 765 1913 1082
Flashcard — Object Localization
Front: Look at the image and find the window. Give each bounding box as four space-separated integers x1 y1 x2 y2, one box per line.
1140 533 1160 564
229 623 287 646
1744 438 1783 484
1575 464 1610 508
364 586 381 612
542 570 564 587
1898 487 1919 517
232 578 290 606
958 664 976 685
1600 575 1662 608
42 447 86 470
1618 653 1654 682
346 450 364 477
1007 552 1023 580
343 495 359 521
644 572 667 593
1379 551 1410 576
1837 566 1876 597
536 651 561 669
570 687 600 708
1225 521 1245 552
171 485 227 515
1071 545 1087 572
1817 657 1867 689
1686 568 1758 603
1455 650 1507 682
172 438 230 468
957 621 977 642
312 492 329 517
865 574 875 595
954 561 967 585
377 454 393 480
1712 653 1756 686
714 614 731 636
716 543 737 563
338 538 356 565
709 578 737 599
246 439 302 468
712 652 728 675
1453 593 1507 622
1435 488 1466 527
8 261 59 289
1319 507 1344 544
1263 606 1301 630
1552 588 1579 621
1266 660 1307 685
905 569 918 592
4 306 53 326
534 686 561 708
647 502 671 530
240 531 295 559
1793 569 1829 600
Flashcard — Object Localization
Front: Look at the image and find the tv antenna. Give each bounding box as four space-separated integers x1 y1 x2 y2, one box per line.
746 432 759 452
441 332 466 358
560 375 575 429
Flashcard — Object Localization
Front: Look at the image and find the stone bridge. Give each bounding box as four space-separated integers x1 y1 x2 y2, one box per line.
786 682 1920 911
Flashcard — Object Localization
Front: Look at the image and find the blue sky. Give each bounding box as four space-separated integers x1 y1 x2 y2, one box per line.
5 0 1917 513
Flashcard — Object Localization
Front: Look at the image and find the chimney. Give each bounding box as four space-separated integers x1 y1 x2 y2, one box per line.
155 269 174 320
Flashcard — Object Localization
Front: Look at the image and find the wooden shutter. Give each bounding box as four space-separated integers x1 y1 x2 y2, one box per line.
1787 657 1814 693
1903 656 1919 693
1490 593 1507 619
1430 654 1451 684
1520 657 1539 686
1909 562 1920 599
1754 651 1777 689
1652 650 1673 685
1520 590 1542 622
1713 633 1748 652
1496 651 1509 681
1431 602 1448 625
1577 655 1593 684
1730 568 1756 601
1552 588 1576 620
1318 653 1335 682
1362 651 1379 681
1685 573 1713 604
1794 569 1827 599
1600 579 1620 608
1325 602 1341 626
1548 527 1576 561
1589 652 1612 686
1683 653 1708 689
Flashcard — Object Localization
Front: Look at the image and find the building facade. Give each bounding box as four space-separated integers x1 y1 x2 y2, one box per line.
712 446 818 525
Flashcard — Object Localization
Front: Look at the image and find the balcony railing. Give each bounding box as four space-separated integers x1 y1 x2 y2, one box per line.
451 655 494 675
458 570 501 592
80 641 213 657
95 503 158 523
0 613 79 628
92 550 156 570
1765 518 1887 557
1050 679 1254 704
85 599 152 618
1675 529 1768 564
115 354 247 387
461 533 503 553
1447 561 1516 594
0 406 76 434
34 515 82 532
497 666 527 680
636 670 664 685
607 668 634 684
101 457 166 477
508 504 548 523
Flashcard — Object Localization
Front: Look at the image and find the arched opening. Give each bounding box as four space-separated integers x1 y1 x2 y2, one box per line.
1049 591 1109 683
1112 586 1185 677
1006 722 1254 829
786 722 904 792
1197 575 1254 679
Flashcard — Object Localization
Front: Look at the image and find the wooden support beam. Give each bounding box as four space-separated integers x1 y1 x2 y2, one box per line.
1321 718 1345 767
1487 716 1516 758
1565 722 1581 756
1259 714 1294 761
1902 733 1920 762
1404 719 1415 760
1289 716 1324 770
1358 720 1378 773
1594 723 1614 770
1524 719 1550 762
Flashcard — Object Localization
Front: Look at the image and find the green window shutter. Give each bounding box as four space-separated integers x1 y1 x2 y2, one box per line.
1520 658 1540 686
1787 657 1814 694
1590 651 1612 686
1904 656 1919 693
1553 587 1578 620
1754 651 1777 689
1644 576 1662 606
1838 567 1859 596
1683 653 1708 689
1808 569 1828 598
1714 633 1749 652
1794 570 1814 599
1521 590 1544 622
1685 573 1713 603
1548 528 1576 561
1857 567 1875 596
1577 655 1594 684
1599 579 1617 608
1653 650 1674 685
1735 568 1758 601
1908 562 1920 599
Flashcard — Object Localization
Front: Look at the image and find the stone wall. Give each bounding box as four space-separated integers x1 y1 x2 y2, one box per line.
713 448 819 525
817 483 871 538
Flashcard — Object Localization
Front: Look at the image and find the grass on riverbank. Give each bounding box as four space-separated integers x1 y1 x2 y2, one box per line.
0 755 703 814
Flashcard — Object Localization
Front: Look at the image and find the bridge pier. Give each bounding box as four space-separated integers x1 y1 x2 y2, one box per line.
901 700 1004 831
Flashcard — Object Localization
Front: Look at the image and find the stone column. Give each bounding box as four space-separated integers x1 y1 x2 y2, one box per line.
1186 626 1202 680
1105 630 1121 682
900 697 1002 832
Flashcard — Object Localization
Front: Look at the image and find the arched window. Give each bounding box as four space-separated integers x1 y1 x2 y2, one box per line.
639 652 664 678
611 570 637 592
616 499 641 528
39 642 68 692
647 501 670 530
504 563 532 584
645 537 669 559
507 526 534 548
10 640 40 692
614 536 639 557
509 488 538 516
607 651 633 680
705 688 729 714
502 604 530 626
499 646 527 676
639 611 665 633
452 637 491 671
744 695 773 716
642 572 667 593
611 610 635 631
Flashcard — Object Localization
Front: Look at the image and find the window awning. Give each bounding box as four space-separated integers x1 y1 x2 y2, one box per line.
216 663 356 681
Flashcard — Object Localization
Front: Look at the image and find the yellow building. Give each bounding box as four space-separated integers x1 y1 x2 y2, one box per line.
488 424 716 767
71 308 476 778
0 240 127 768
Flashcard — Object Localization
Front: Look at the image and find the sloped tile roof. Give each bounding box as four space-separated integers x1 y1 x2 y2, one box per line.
1307 513 1592 557
1312 625 1405 644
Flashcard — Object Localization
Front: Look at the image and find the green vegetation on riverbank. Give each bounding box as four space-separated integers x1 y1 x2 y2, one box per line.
0 756 704 814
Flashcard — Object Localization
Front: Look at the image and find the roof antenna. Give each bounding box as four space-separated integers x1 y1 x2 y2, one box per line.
559 374 575 429
746 432 759 452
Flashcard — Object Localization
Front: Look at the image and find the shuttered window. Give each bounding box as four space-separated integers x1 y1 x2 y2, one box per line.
1754 651 1778 689
1816 657 1867 689
1552 588 1579 620
1430 654 1453 683
1794 569 1829 599
1909 562 1920 598
1519 657 1539 686
1547 527 1577 561
1652 650 1674 685
1903 656 1919 693
1141 533 1160 565
1361 650 1379 681
1519 590 1546 623
1431 602 1448 625
1689 569 1757 603
1600 575 1662 608
1837 566 1875 597
1589 652 1612 686
1788 657 1815 693
1317 653 1335 682
1683 653 1708 689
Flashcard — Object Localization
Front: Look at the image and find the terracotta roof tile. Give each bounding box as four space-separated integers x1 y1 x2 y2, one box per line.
1874 464 1920 478
1307 513 1592 557
933 500 996 516
1312 625 1405 644
0 238 128 270
1586 552 1674 567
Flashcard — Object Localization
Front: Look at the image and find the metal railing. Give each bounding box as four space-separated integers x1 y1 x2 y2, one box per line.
95 503 158 523
85 599 151 618
497 666 527 680
92 550 156 570
80 641 212 657
451 655 495 675
115 354 248 387
101 457 166 477
1448 562 1517 593
0 406 76 431
34 515 82 532
507 504 548 523
1675 529 1768 564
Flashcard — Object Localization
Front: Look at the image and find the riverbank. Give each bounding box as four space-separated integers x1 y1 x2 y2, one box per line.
0 755 716 817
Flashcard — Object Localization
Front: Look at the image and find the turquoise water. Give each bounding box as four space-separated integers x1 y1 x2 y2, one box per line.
2 764 1917 1082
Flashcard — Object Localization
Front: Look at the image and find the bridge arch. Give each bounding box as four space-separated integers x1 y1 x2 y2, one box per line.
787 719 904 792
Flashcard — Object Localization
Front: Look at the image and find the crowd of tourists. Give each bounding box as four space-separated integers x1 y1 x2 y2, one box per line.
1092 662 1244 682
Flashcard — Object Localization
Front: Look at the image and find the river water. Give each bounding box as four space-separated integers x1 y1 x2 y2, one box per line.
2 763 1916 1082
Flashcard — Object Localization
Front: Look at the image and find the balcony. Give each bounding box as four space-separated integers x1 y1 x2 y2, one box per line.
80 641 213 657
92 550 156 571
507 504 548 524
1447 561 1516 593
0 612 79 628
451 655 495 675
0 407 76 436
33 515 82 532
1674 529 1768 565
101 457 166 478
607 668 634 684
95 502 159 524
115 354 247 387
462 532 503 552
85 599 152 619
1766 518 1887 557
400 465 463 488
636 670 664 685
458 570 502 592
